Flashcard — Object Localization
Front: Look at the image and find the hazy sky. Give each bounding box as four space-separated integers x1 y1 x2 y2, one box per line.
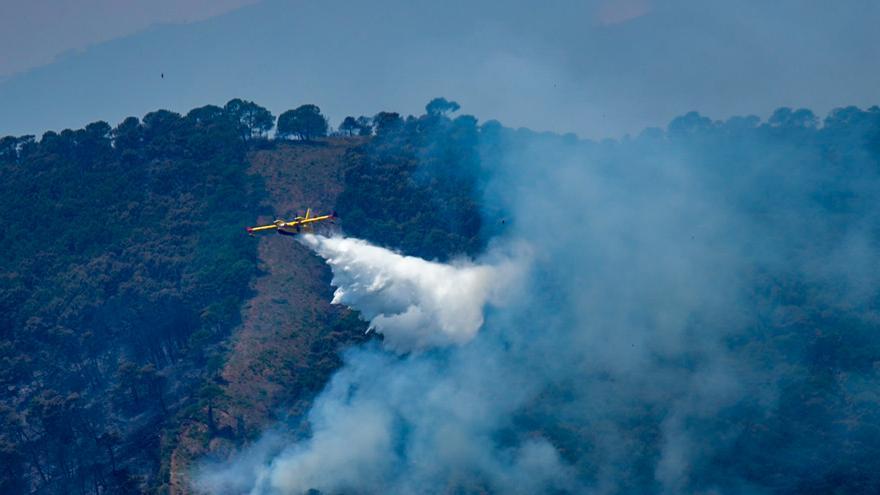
0 0 257 79
0 0 878 138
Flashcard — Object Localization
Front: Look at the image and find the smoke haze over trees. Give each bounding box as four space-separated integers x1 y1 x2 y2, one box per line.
3 98 880 493
201 102 880 494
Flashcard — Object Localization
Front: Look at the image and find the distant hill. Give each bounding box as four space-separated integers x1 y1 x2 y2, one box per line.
2 0 879 139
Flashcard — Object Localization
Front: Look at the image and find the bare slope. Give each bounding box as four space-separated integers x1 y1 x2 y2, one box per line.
168 138 370 494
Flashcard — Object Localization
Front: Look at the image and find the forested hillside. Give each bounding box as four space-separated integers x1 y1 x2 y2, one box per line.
2 99 880 494
0 99 486 494
0 103 266 492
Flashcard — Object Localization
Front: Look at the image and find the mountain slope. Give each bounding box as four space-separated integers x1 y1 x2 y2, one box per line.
0 109 262 493
0 99 488 494
166 139 371 493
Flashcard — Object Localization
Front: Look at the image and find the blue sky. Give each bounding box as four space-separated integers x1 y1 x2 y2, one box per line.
1 0 878 138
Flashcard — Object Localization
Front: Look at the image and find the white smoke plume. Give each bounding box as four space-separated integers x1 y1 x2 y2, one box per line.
196 108 880 494
297 234 527 353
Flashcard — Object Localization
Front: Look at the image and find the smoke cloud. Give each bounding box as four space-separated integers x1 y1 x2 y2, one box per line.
196 108 880 494
297 234 527 353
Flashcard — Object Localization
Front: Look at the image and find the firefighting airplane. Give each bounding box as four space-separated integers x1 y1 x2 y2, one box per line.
246 208 336 236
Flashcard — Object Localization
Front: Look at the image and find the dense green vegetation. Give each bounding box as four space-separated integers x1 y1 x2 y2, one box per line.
0 102 269 493
277 105 329 141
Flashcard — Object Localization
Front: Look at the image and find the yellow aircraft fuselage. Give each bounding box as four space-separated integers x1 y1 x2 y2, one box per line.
246 208 336 236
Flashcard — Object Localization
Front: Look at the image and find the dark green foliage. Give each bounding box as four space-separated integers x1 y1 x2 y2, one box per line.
371 111 402 135
338 116 359 136
768 107 818 128
0 106 262 493
277 104 328 141
224 98 275 141
425 97 460 116
355 116 373 136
